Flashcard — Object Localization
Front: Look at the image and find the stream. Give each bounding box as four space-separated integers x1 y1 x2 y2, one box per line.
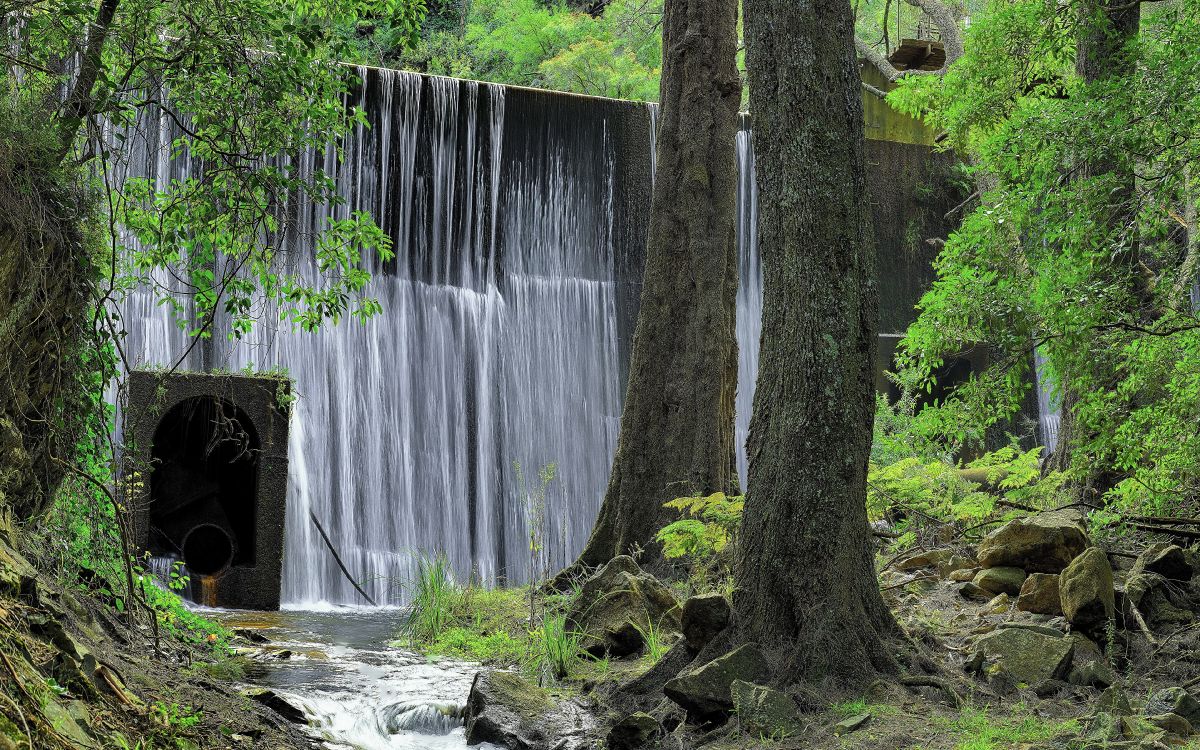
212 608 502 750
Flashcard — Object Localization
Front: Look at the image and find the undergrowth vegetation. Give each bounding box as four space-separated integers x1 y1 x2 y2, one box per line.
397 554 579 680
932 707 1079 750
643 388 1086 597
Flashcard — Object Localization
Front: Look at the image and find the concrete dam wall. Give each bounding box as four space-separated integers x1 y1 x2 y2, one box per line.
119 65 964 606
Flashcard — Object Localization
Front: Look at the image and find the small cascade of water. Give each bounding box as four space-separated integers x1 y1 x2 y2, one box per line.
381 702 464 735
219 609 498 750
734 115 760 487
1033 349 1061 454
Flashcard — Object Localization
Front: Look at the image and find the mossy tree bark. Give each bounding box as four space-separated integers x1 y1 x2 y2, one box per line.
0 0 116 522
734 0 900 683
0 209 93 521
570 0 741 574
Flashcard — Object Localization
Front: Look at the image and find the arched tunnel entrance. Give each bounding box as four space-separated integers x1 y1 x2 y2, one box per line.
149 396 260 577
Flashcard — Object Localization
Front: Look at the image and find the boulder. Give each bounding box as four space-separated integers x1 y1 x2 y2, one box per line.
896 549 953 572
731 680 803 738
681 593 730 652
977 513 1089 573
972 627 1074 685
940 555 977 577
834 713 872 736
243 689 306 725
973 567 1028 596
1145 688 1200 726
464 671 594 750
1146 713 1191 737
1066 633 1115 689
950 568 979 582
566 556 681 658
1133 544 1193 582
980 593 1012 615
606 712 659 750
997 622 1065 638
664 644 770 717
1097 686 1133 715
1142 586 1195 628
1017 573 1063 616
1060 548 1115 632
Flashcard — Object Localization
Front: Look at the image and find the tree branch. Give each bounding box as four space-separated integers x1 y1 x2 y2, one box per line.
862 81 889 99
57 0 121 160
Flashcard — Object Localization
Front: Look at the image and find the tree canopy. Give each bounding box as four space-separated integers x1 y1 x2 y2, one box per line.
886 0 1200 519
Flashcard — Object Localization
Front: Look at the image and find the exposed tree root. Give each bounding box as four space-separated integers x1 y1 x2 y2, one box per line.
900 675 965 708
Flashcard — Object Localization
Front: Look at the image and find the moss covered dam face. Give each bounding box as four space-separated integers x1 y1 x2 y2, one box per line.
119 65 975 608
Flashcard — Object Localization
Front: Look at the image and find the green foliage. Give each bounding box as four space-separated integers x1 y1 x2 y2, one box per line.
360 0 662 100
395 567 590 683
886 0 1200 513
868 457 994 526
869 389 1067 545
657 492 743 560
150 702 202 731
630 618 664 663
933 706 1077 750
425 626 527 664
398 565 534 665
657 492 742 594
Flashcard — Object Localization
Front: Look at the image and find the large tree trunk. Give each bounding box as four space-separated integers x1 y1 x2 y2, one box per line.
734 0 899 683
570 0 741 573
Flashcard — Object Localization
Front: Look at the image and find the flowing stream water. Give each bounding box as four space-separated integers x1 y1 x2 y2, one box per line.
213 608 500 750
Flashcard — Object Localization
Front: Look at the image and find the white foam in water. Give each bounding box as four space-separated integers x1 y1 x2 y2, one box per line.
218 609 502 750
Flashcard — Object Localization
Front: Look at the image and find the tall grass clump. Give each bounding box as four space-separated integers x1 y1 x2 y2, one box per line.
400 552 455 643
538 612 582 681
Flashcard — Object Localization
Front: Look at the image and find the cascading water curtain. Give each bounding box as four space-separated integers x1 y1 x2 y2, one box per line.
116 68 643 605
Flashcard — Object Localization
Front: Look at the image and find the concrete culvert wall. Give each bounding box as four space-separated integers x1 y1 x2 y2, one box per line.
126 372 291 610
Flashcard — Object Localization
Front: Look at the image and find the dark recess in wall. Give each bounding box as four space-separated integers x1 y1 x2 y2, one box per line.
125 371 291 610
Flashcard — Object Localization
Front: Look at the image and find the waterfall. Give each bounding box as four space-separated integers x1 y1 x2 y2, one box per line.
734 115 760 487
1033 350 1061 454
118 68 646 605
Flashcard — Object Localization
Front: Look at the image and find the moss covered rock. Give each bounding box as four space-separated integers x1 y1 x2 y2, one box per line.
973 566 1027 596
731 680 803 738
681 592 730 651
1133 544 1193 582
1060 548 1115 632
464 670 595 750
664 644 770 717
1017 573 1062 616
566 556 681 658
977 513 1088 573
972 627 1074 685
606 712 660 750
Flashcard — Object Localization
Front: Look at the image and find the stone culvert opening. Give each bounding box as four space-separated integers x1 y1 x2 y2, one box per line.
150 396 260 575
